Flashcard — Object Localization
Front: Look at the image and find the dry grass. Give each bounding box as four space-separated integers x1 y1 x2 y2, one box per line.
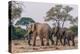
11 37 78 53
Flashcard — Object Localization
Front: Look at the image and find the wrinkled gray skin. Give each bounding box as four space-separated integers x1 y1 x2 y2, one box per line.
26 23 54 46
52 28 64 45
63 30 75 46
53 28 75 46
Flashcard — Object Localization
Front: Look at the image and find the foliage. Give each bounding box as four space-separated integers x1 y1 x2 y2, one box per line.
69 25 78 36
11 25 26 40
70 17 78 26
9 1 23 20
15 17 35 25
45 5 74 28
11 17 35 40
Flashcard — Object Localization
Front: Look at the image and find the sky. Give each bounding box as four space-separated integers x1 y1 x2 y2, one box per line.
19 2 78 28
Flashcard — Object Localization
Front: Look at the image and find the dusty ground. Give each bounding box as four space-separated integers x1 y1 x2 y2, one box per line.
11 37 78 53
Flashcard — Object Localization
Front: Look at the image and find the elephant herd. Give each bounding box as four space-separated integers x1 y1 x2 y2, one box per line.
24 23 76 46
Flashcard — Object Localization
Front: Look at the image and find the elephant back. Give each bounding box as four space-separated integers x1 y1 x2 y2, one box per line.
65 30 75 39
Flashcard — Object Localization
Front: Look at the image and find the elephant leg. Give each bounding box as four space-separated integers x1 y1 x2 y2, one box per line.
28 34 32 46
33 36 36 46
28 39 31 46
63 38 67 46
46 38 49 46
67 39 70 46
56 38 58 45
49 36 54 45
60 39 63 45
41 38 44 46
72 39 75 46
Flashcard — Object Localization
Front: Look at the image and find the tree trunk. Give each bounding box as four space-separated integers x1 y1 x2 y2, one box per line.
62 20 65 29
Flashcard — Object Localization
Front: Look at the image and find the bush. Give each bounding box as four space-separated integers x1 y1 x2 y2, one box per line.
69 25 78 36
11 25 27 40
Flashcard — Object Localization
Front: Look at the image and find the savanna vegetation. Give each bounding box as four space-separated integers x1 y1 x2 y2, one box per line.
9 1 35 40
11 17 35 40
9 1 78 53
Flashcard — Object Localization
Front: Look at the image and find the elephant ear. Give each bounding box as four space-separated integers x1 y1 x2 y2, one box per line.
32 23 36 32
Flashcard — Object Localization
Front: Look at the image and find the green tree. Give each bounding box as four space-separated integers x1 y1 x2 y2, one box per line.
11 17 35 40
9 1 23 20
69 17 78 36
15 17 35 25
70 17 78 26
45 5 73 30
69 25 78 36
9 1 24 39
11 26 26 40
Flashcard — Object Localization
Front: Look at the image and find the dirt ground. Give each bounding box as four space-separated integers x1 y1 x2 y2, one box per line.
11 37 78 53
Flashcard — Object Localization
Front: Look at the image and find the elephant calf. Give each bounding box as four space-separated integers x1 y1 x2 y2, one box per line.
63 30 75 46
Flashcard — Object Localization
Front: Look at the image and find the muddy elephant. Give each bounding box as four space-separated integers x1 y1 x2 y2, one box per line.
26 23 54 46
63 30 75 46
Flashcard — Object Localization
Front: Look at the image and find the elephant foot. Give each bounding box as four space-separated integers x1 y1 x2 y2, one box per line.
46 43 49 46
51 43 54 45
52 41 54 45
42 44 44 46
28 40 31 46
63 44 66 46
72 41 75 46
72 43 75 46
33 44 36 46
41 43 44 46
56 43 58 46
28 44 31 46
60 42 63 45
68 43 70 46
28 43 31 46
62 44 64 46
60 43 64 46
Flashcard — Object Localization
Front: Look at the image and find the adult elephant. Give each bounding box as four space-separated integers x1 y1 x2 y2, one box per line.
26 23 54 46
52 27 68 46
55 29 64 45
52 27 63 45
52 27 75 46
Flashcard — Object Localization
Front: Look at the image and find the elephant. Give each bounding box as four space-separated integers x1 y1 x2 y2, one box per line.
52 26 76 46
55 28 64 45
26 23 54 46
52 27 63 45
52 27 69 46
63 30 75 46
24 29 33 45
54 28 75 46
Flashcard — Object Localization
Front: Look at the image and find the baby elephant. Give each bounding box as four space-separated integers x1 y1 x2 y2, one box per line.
63 30 75 46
